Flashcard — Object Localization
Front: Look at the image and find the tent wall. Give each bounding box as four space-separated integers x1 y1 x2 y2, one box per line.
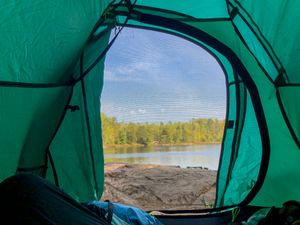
0 86 71 178
237 0 300 84
226 0 300 207
0 0 110 201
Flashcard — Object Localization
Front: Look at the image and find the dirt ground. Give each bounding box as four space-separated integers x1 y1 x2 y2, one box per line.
102 163 217 211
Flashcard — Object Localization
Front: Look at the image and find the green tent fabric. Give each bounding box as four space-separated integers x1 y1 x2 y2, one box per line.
0 0 110 201
0 0 300 211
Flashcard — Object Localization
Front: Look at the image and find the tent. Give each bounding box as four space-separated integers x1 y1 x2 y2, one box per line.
0 0 300 223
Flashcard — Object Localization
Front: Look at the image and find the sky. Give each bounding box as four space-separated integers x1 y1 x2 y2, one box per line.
101 27 226 123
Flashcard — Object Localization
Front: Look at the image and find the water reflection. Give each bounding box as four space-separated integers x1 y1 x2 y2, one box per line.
104 144 220 170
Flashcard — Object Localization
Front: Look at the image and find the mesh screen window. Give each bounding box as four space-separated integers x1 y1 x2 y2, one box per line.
100 27 226 210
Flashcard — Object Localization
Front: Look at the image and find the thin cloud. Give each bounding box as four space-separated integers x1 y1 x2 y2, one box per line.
102 27 226 123
104 61 156 82
138 109 146 114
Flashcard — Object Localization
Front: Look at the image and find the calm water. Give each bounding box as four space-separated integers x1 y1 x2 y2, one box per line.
104 144 220 170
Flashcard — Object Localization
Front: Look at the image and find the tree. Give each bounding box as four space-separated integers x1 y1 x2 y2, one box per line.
136 125 152 146
101 113 224 146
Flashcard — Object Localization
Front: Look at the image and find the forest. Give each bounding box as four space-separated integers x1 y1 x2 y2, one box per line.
101 113 225 146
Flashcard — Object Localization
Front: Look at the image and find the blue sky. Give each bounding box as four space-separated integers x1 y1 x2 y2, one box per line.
101 27 226 123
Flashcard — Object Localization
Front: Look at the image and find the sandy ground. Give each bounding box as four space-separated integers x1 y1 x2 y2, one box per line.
102 163 217 211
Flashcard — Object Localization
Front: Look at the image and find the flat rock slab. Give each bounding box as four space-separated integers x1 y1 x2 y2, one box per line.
102 163 217 211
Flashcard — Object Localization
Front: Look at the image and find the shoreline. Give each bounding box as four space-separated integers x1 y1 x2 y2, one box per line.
104 142 221 148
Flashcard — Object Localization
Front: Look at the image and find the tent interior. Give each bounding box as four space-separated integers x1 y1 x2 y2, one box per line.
1 0 300 224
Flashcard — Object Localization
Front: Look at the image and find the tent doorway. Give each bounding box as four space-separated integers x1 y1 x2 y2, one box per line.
100 27 227 211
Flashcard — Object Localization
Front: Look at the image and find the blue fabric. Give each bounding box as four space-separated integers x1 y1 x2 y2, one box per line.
86 201 163 225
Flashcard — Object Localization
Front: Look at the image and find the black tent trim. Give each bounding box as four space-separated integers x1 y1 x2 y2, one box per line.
17 165 46 172
46 149 60 186
80 54 99 193
276 83 300 87
228 80 243 86
0 80 73 88
45 86 75 187
226 5 276 85
133 5 231 22
231 0 284 72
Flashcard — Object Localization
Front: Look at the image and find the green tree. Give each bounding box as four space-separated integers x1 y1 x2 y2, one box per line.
136 125 152 146
101 113 224 146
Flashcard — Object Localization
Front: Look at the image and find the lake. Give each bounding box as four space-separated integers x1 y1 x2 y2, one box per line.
104 144 221 170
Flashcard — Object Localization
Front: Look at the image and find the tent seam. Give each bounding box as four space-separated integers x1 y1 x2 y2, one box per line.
233 0 284 72
276 89 300 149
226 6 275 85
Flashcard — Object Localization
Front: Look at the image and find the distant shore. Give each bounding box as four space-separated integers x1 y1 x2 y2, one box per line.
104 142 221 148
102 163 217 211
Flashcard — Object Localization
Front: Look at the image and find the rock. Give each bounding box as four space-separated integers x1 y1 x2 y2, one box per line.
102 163 217 211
